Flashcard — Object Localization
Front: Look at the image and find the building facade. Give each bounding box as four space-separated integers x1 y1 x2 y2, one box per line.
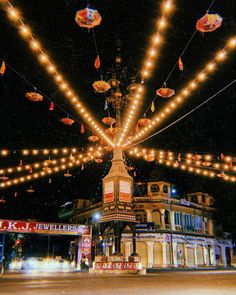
69 181 233 269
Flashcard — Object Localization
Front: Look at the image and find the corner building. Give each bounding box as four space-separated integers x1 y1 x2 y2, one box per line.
72 180 233 269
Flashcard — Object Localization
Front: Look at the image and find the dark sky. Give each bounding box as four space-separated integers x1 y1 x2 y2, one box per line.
0 1 235 237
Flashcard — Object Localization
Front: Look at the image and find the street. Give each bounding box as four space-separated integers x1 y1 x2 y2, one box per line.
0 270 236 295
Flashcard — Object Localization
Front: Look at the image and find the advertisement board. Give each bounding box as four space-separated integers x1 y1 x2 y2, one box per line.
104 181 114 203
119 180 131 202
0 219 91 236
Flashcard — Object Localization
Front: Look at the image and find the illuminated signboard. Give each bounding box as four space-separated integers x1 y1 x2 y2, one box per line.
0 219 91 236
104 181 114 203
119 180 131 202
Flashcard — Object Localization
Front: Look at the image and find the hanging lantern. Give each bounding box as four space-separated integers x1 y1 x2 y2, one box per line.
80 124 85 134
178 57 184 71
26 186 35 193
61 117 75 125
151 101 155 112
95 158 103 163
64 170 72 177
29 166 33 174
0 61 6 76
138 118 151 126
196 13 223 33
75 8 102 29
25 92 43 102
108 74 120 88
105 127 118 135
202 161 212 167
92 80 111 93
156 87 175 98
102 117 116 125
94 55 101 69
114 87 122 98
88 135 99 142
49 101 54 111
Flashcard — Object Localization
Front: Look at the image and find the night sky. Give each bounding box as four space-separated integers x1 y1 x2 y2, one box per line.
0 0 235 241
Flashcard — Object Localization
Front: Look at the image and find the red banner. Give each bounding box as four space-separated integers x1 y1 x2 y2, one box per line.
0 219 91 236
81 235 92 261
104 181 114 203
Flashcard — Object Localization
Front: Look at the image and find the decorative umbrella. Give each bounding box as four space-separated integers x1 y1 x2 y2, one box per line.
138 118 151 126
75 8 102 29
93 80 111 93
196 13 223 33
25 92 43 102
156 87 175 98
88 135 99 142
61 117 75 125
102 117 116 125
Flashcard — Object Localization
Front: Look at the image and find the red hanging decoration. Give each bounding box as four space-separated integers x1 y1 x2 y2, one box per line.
29 166 33 174
19 160 23 167
80 124 85 134
178 153 181 162
81 164 84 171
220 153 225 160
94 55 101 69
0 61 6 76
178 57 184 71
49 101 54 111
61 117 75 125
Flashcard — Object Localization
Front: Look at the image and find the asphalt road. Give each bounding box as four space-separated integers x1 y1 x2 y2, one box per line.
0 270 236 295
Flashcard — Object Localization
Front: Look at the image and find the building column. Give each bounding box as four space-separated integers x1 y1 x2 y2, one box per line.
145 209 153 222
123 241 132 261
161 242 167 267
172 242 178 267
170 211 175 230
183 242 188 267
210 246 217 266
207 219 214 235
203 245 209 266
194 244 198 267
146 241 154 268
221 246 227 266
160 209 166 230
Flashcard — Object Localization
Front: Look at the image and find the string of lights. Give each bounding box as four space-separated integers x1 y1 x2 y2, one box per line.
1 0 114 148
125 36 236 146
0 148 105 189
117 0 174 146
128 148 236 183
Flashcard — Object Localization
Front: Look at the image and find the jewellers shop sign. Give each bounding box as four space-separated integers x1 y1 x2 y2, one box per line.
0 219 91 236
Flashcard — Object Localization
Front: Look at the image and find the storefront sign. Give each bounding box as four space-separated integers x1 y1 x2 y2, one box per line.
0 219 91 235
135 222 154 231
104 181 114 203
119 180 131 202
95 261 141 270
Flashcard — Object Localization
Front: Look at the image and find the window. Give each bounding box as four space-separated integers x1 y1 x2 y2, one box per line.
184 214 193 227
163 185 168 193
151 184 160 194
174 212 182 225
194 216 202 229
202 195 206 203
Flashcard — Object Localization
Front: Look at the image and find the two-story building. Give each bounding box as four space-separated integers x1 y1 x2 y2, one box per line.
60 180 233 269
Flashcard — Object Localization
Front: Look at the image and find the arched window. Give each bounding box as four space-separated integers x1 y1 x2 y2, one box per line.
163 185 168 193
192 195 198 204
202 195 206 203
151 184 160 194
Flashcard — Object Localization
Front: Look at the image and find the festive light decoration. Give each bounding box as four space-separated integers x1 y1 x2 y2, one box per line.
156 86 175 98
138 118 151 126
196 13 223 33
61 117 75 125
88 135 100 142
75 7 102 29
178 57 184 71
128 147 236 183
92 80 111 93
102 117 116 125
0 61 6 76
25 92 43 102
126 36 236 146
117 0 174 146
1 0 114 148
94 55 101 69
